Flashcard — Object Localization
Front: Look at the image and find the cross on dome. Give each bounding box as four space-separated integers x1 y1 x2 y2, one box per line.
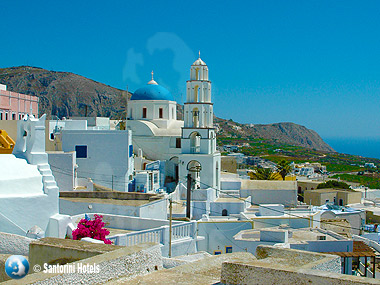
148 70 158 85
192 51 206 66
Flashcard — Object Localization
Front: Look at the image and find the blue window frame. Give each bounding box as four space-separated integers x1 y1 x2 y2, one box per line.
129 144 133 157
226 246 233 253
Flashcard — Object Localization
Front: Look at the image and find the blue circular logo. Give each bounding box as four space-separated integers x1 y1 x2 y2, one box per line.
5 255 29 279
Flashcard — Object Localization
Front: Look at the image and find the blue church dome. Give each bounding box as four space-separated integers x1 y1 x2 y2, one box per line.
131 74 174 101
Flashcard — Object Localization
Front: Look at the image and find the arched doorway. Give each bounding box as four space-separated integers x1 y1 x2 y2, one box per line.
187 160 202 189
222 209 228 216
192 108 199 127
194 85 200 102
168 156 179 183
216 161 219 194
190 132 201 153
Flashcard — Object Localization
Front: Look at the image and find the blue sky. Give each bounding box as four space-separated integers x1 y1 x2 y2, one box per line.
2 0 380 139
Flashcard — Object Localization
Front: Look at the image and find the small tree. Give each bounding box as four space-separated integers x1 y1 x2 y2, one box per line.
277 159 291 180
72 214 112 244
317 180 350 189
250 167 277 180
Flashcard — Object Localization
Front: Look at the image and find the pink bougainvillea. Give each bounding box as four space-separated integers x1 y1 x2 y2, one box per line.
72 214 112 244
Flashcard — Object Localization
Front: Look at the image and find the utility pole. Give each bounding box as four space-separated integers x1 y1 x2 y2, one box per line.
169 198 173 258
186 174 192 219
125 85 129 130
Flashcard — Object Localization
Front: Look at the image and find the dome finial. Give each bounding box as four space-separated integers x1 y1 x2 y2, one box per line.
148 70 158 85
198 50 201 58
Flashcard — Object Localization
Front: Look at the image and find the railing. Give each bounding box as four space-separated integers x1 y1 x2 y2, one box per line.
358 259 374 278
109 227 164 246
109 221 196 246
190 146 200 153
172 222 194 240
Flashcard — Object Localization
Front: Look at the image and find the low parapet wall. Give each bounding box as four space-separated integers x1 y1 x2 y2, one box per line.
59 191 164 201
221 245 380 285
29 237 123 268
4 242 162 284
0 232 33 256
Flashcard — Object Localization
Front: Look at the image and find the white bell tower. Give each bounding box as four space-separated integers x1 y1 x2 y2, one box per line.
179 54 221 196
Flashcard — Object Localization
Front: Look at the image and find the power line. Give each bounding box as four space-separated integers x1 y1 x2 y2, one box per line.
178 176 364 232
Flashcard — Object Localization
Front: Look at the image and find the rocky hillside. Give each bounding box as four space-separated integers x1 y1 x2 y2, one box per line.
214 117 334 152
0 66 130 119
0 66 334 152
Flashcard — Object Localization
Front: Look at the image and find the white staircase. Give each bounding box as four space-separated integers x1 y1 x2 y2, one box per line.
38 163 59 193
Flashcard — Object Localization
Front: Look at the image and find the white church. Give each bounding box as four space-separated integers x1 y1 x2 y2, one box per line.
128 56 221 195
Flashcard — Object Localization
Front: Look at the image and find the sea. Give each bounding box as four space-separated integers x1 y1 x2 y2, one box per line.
324 137 380 159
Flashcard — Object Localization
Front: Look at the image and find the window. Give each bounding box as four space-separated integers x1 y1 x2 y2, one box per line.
50 133 55 140
5 113 8 120
214 251 222 255
75 145 87 158
176 138 181 148
159 108 163 118
0 112 2 120
12 113 16 120
222 209 228 216
225 246 233 253
325 199 329 203
142 107 147 118
339 199 343 206
129 144 133 158
154 173 158 184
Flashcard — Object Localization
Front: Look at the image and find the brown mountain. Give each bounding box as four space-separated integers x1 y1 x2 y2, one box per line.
0 66 129 119
0 66 334 152
214 117 334 152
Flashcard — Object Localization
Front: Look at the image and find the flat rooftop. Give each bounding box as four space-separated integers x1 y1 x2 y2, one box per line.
60 197 151 207
215 197 245 203
59 191 164 207
306 188 359 193
235 227 343 243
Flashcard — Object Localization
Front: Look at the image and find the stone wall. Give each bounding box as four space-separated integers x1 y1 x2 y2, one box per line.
0 232 33 256
0 254 12 282
3 243 163 284
29 237 123 268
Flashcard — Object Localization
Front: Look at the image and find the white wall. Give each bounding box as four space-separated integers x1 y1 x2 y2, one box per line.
61 130 133 192
320 210 365 235
60 198 167 220
1 115 59 235
210 197 251 216
241 189 297 207
48 152 76 191
197 221 254 254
